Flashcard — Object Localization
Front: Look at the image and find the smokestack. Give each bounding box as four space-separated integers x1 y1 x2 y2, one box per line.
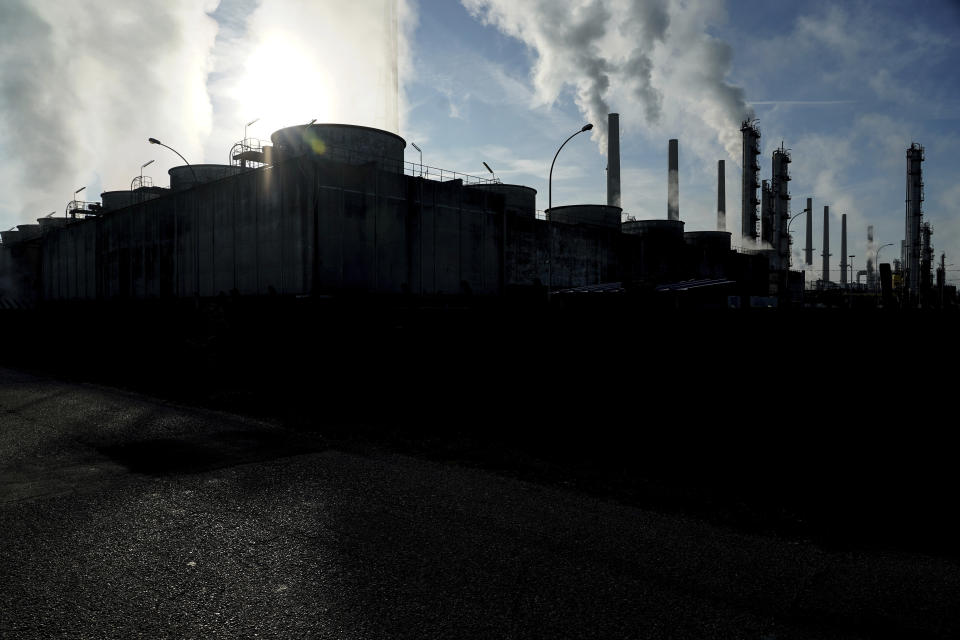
840 214 848 285
804 197 813 265
668 139 679 221
607 113 621 209
867 225 875 288
717 160 725 231
822 205 830 283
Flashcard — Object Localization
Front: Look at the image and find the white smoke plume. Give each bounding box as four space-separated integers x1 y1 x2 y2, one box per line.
0 1 219 225
461 0 751 161
0 0 414 230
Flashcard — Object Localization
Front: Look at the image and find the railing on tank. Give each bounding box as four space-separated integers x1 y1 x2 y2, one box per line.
65 201 103 218
130 175 153 190
230 138 268 169
130 175 155 204
278 139 501 186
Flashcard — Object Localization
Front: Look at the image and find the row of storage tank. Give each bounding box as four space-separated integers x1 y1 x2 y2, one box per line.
2 123 736 291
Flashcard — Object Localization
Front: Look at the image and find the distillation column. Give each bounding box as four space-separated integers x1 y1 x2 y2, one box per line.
905 143 924 298
772 145 791 270
804 197 813 265
740 120 761 246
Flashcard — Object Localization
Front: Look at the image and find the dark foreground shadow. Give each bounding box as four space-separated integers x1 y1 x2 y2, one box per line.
97 429 325 476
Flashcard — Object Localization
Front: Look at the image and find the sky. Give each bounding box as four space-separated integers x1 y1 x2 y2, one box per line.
2 0 959 283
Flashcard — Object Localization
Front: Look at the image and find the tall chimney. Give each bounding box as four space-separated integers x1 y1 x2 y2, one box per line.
840 214 848 285
607 113 621 209
804 197 813 265
668 139 679 220
822 205 830 283
717 160 726 231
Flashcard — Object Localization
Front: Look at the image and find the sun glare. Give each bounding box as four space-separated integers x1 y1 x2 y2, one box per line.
234 33 335 137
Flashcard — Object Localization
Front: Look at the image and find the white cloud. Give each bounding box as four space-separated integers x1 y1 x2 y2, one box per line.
0 0 219 227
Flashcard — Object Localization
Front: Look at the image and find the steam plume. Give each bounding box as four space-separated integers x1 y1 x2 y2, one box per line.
0 0 219 223
461 0 751 161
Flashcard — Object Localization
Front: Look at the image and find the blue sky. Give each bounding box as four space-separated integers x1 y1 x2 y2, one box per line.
402 0 960 282
2 0 958 282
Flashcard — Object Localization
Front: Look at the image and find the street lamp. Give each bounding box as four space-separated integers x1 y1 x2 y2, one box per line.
148 138 198 184
483 161 496 183
411 142 423 177
140 159 154 186
245 118 259 143
549 123 593 211
786 208 808 268
875 242 894 265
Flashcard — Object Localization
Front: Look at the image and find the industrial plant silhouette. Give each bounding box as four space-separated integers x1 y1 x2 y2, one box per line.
0 114 950 310
1 113 959 640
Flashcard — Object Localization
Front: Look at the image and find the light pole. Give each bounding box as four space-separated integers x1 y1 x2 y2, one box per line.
786 208 808 268
245 118 259 143
876 242 893 266
148 138 198 184
411 142 422 177
783 208 808 301
69 186 85 218
483 161 496 183
549 123 593 211
140 160 154 186
848 255 855 287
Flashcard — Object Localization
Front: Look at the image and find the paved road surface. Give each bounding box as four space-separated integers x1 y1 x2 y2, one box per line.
1 367 957 639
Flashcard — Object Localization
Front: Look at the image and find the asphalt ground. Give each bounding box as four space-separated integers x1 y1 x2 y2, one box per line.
2 362 959 639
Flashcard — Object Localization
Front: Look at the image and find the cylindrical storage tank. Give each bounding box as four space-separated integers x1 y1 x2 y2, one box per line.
15 224 41 241
37 218 68 233
0 230 22 245
168 164 248 192
684 231 731 252
101 190 134 211
466 184 536 219
546 204 621 229
621 219 685 240
621 219 685 283
685 231 732 279
270 123 406 173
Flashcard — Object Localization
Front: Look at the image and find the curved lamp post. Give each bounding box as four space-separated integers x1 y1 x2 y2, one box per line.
786 208 808 269
875 242 894 266
411 142 423 177
148 138 198 184
548 124 593 211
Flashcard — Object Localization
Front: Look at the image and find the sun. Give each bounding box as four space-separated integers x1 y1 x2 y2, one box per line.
233 33 335 139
